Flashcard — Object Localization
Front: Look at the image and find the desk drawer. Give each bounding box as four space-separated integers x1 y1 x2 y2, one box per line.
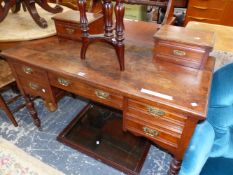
127 99 185 134
18 77 51 100
124 114 180 149
48 73 123 110
13 62 47 81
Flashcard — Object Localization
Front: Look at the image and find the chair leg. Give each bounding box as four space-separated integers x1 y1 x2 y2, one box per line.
0 95 18 127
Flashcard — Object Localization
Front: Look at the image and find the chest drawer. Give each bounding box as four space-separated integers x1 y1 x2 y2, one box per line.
48 72 123 110
52 10 103 41
189 0 227 10
12 62 47 81
154 40 206 69
187 7 222 20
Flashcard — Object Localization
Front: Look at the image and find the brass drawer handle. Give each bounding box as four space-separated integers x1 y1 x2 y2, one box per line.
143 127 159 137
147 106 165 117
23 66 33 74
95 89 109 99
173 50 186 56
65 28 75 35
29 82 39 90
58 78 70 87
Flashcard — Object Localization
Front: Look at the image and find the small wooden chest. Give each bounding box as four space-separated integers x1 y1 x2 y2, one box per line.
153 25 215 69
52 10 103 41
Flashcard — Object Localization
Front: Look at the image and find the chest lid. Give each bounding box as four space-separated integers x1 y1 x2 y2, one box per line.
154 25 215 50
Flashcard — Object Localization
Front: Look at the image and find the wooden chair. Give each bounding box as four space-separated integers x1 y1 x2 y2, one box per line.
0 59 18 126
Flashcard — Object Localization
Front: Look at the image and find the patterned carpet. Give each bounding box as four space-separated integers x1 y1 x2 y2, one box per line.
0 90 171 175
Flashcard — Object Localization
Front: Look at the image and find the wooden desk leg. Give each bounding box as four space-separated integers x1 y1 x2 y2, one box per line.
0 95 18 127
24 95 41 128
168 158 182 175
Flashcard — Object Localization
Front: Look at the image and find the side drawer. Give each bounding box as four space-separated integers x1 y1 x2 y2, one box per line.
127 99 186 133
12 62 47 81
48 72 123 110
124 114 180 150
18 77 51 101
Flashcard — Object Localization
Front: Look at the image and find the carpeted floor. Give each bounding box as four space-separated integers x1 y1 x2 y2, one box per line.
0 90 172 175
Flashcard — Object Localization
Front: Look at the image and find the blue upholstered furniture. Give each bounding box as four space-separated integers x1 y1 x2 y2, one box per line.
179 63 233 175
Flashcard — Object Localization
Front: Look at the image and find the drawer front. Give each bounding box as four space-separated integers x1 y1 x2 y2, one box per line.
154 41 206 69
185 16 220 25
13 62 47 81
155 41 205 62
48 73 123 110
127 99 185 134
189 0 227 10
124 114 180 149
188 7 222 20
19 77 51 100
54 21 81 41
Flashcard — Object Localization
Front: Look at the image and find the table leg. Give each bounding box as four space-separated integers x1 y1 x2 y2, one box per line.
35 0 63 13
0 0 16 22
168 158 182 175
24 95 41 128
23 0 47 28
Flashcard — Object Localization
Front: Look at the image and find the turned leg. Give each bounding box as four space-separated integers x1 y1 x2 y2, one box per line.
35 0 63 13
115 0 125 71
24 95 41 128
0 95 18 127
44 101 57 112
168 158 182 175
23 0 47 28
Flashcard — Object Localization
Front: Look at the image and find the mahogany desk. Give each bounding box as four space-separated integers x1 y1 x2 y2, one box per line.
1 21 215 175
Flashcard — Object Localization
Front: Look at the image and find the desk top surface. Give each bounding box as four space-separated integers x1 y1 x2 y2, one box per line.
1 21 215 118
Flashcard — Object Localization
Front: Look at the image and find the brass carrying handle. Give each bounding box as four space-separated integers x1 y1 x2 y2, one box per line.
173 50 186 56
23 66 33 74
147 106 165 117
29 82 39 90
65 28 75 35
58 78 70 87
143 127 159 137
95 89 109 99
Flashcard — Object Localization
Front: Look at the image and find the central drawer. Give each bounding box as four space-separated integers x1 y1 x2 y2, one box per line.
12 62 47 81
48 72 123 110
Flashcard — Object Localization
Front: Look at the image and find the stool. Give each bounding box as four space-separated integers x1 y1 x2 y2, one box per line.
0 59 18 126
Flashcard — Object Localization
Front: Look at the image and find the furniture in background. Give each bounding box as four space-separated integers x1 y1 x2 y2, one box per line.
77 0 175 71
186 21 233 70
179 62 233 175
186 21 233 52
0 0 62 28
185 0 233 26
0 59 18 126
1 20 215 175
